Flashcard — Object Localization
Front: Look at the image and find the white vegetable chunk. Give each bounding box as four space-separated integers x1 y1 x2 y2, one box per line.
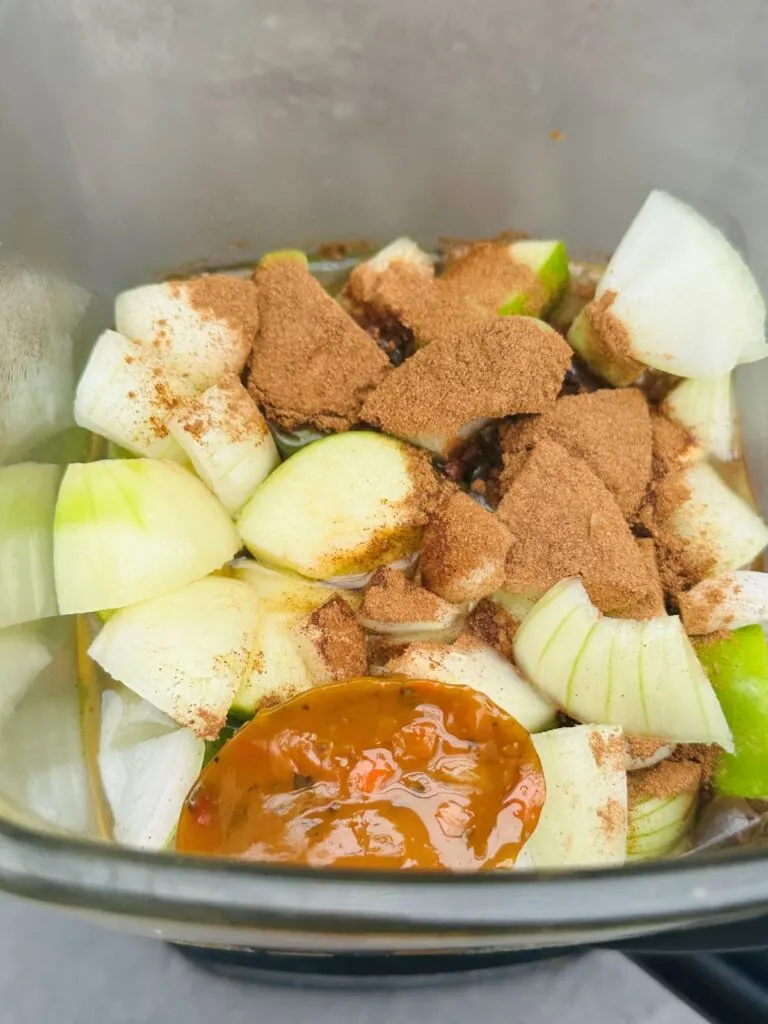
0 462 60 629
595 190 767 377
168 374 279 513
382 633 556 733
663 375 737 463
115 276 258 391
514 578 733 748
89 576 259 739
74 330 189 460
99 687 204 850
516 725 628 869
679 571 768 634
54 459 240 614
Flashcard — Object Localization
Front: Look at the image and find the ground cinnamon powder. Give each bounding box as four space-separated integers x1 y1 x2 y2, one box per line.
420 491 512 604
499 389 653 518
347 241 545 347
466 598 520 659
248 258 390 431
629 760 703 802
360 567 456 625
301 595 368 680
583 291 645 381
496 439 657 617
634 538 667 618
177 274 261 352
440 242 545 316
175 373 268 444
359 318 572 456
626 735 673 764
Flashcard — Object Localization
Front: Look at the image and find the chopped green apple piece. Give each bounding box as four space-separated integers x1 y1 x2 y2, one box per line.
627 791 697 862
0 624 53 721
74 330 189 461
99 687 204 850
696 625 768 798
382 633 556 733
231 559 359 615
168 374 280 513
502 240 570 315
237 432 435 579
513 578 733 748
89 576 258 739
593 190 767 378
114 276 259 390
665 463 768 578
663 375 737 463
0 462 60 629
54 459 240 613
566 306 644 387
516 725 627 869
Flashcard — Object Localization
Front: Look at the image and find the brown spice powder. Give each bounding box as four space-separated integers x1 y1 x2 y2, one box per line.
583 291 645 381
420 491 512 604
178 274 260 345
176 373 268 444
360 318 572 456
499 388 653 518
496 439 658 617
360 567 455 625
670 743 722 787
626 735 672 763
303 595 368 680
633 538 667 618
650 413 699 480
590 730 625 772
466 598 520 658
629 760 703 802
440 242 545 317
248 259 390 431
678 579 733 635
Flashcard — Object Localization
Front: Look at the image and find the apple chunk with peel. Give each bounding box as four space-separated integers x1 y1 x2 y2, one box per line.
513 578 733 748
54 459 240 614
89 576 259 739
661 463 768 579
360 317 572 457
115 275 259 391
515 726 627 869
168 374 280 513
237 432 438 580
680 571 768 635
663 375 737 463
441 240 569 318
578 190 767 379
696 626 768 799
74 330 189 461
99 688 205 851
382 633 556 733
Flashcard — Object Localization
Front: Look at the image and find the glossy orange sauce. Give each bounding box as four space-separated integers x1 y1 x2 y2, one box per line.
176 677 545 871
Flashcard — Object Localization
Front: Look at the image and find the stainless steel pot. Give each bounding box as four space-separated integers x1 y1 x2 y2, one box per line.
2 0 768 955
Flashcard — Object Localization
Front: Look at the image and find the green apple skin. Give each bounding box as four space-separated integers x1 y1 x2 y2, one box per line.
695 625 768 798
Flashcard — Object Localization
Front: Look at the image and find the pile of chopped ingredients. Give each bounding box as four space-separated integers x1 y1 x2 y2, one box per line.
5 189 768 871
